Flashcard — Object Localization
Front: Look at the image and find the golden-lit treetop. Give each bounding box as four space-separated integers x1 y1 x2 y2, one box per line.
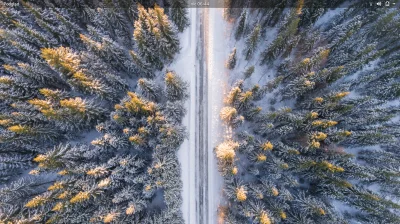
216 140 239 162
41 47 80 75
236 186 247 202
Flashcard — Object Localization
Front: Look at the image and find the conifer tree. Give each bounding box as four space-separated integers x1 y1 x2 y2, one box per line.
260 1 303 64
138 78 162 101
134 4 163 70
244 23 261 60
169 0 190 32
218 2 400 223
165 71 188 102
244 66 255 80
226 47 237 70
235 10 247 40
151 4 180 61
0 3 186 223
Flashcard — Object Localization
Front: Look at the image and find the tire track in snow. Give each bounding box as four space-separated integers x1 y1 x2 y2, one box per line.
198 7 207 224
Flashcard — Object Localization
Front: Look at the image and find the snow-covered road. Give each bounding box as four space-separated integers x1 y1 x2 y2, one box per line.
173 6 197 224
175 5 228 224
204 7 229 224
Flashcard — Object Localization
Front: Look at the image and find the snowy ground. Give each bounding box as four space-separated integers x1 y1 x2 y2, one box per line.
205 7 230 224
172 7 197 224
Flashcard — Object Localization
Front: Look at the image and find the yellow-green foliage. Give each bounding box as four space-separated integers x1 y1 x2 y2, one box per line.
259 211 271 224
317 161 344 173
41 47 80 75
0 76 13 84
236 186 247 202
124 92 154 115
60 97 86 114
25 195 49 208
8 125 32 134
70 191 90 204
48 182 64 191
312 120 338 128
261 141 273 151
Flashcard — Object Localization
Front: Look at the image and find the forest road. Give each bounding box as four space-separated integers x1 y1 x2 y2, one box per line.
197 7 208 224
183 6 223 224
198 7 224 224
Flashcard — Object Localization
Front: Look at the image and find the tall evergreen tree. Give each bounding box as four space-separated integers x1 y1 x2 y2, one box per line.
151 4 180 61
0 2 187 223
218 2 400 223
165 71 188 102
169 0 190 32
235 10 247 40
226 47 237 70
244 23 261 60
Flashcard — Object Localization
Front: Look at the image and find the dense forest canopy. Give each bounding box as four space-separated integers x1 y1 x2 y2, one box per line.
0 0 399 223
219 0 400 223
0 0 189 223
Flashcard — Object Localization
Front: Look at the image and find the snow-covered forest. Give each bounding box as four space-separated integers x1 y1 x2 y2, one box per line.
0 0 399 223
0 0 190 223
217 0 400 224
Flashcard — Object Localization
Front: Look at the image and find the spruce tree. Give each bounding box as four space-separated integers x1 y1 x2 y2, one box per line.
226 47 237 70
169 0 190 32
217 2 400 223
134 4 163 70
235 10 247 40
244 23 261 60
0 2 187 223
165 71 188 102
152 4 180 61
244 66 255 79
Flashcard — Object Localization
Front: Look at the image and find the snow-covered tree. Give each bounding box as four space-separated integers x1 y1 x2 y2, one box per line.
169 0 190 32
243 23 261 60
235 10 247 40
0 2 187 223
226 47 237 69
218 2 400 223
165 71 188 101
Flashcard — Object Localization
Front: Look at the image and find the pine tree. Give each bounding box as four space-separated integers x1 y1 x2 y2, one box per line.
217 3 400 223
0 3 188 223
243 23 261 60
138 78 162 101
151 4 180 61
169 0 190 32
226 47 237 70
79 34 136 73
244 66 255 79
215 140 239 167
260 3 302 64
165 100 186 123
235 10 247 40
220 106 237 123
129 50 153 77
134 4 163 70
165 71 188 101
